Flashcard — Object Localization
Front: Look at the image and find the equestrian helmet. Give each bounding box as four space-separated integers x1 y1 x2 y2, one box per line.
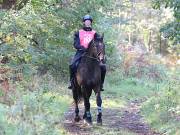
82 15 93 22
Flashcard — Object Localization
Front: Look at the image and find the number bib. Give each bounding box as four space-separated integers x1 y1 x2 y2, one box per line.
79 29 96 48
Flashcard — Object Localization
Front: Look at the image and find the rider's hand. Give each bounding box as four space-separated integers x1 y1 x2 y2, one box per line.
79 47 87 52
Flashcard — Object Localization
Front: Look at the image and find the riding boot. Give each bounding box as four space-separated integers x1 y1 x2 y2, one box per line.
68 80 73 89
68 65 74 89
100 65 106 91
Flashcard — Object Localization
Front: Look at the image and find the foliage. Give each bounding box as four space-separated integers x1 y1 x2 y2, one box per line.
117 44 168 82
141 79 180 135
0 0 179 135
0 74 71 135
152 0 180 46
108 0 175 55
0 0 114 80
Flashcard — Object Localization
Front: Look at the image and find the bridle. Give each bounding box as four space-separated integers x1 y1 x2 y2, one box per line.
82 39 104 62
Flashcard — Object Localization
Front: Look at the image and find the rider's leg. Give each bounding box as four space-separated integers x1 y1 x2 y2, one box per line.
68 53 78 89
68 64 74 89
68 56 81 89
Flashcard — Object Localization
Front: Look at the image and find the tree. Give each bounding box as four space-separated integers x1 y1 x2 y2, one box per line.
108 0 173 54
0 0 114 80
152 0 180 47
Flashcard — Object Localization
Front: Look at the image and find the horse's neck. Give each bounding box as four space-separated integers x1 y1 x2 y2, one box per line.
87 47 98 58
81 56 99 67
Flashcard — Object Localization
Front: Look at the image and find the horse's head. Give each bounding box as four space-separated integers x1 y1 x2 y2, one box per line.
87 34 105 61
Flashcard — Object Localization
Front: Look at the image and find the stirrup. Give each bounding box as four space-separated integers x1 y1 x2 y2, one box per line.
100 85 104 91
101 88 104 91
68 85 72 89
68 82 73 89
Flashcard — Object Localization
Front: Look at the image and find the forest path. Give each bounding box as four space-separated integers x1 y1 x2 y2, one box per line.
63 99 161 135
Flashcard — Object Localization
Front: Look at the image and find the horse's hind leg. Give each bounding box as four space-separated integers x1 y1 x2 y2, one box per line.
73 89 81 122
96 91 102 125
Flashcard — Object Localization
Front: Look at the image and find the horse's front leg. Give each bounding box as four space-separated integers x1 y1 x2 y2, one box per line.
83 97 92 125
74 101 80 122
83 87 92 125
73 89 81 122
96 91 102 125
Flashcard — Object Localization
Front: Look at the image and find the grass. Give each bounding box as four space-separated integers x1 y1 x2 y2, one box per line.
90 96 126 109
97 67 180 135
92 127 138 135
0 76 72 135
141 84 180 135
139 66 180 135
104 70 163 101
0 91 71 135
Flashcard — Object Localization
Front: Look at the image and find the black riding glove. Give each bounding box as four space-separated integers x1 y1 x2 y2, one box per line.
79 47 87 52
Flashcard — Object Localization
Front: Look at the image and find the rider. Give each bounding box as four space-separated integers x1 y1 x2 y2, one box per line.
68 14 106 91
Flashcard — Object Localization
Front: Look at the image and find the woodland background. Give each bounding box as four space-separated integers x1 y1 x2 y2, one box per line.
0 0 179 135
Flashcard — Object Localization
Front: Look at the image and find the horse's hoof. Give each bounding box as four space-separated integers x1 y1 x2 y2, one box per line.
97 118 102 126
83 114 86 119
74 116 81 122
84 118 92 126
97 121 102 126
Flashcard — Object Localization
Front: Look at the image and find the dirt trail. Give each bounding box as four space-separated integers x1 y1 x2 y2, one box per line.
63 99 161 135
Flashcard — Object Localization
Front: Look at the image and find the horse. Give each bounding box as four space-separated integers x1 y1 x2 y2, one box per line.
72 35 105 125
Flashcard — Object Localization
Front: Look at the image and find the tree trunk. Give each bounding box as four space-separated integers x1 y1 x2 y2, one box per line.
148 31 152 52
128 32 131 45
159 32 162 54
1 0 16 9
0 0 29 10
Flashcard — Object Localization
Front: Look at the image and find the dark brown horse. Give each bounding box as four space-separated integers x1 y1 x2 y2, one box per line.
72 35 105 125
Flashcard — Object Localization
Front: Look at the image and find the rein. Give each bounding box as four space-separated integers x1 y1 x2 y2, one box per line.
81 39 104 62
84 55 100 61
82 52 100 61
